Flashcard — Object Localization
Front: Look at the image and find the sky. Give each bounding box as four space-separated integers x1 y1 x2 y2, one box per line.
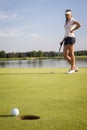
0 0 87 52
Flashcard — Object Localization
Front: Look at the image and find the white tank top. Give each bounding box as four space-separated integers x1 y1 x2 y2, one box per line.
64 18 77 38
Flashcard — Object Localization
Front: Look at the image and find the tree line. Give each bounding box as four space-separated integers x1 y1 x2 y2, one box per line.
0 50 58 58
0 50 87 58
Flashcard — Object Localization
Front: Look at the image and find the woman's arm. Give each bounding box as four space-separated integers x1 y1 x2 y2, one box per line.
70 21 81 33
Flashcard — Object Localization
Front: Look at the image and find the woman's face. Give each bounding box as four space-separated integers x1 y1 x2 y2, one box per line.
65 14 72 20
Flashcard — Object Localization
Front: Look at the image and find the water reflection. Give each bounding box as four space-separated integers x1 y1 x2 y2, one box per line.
0 59 87 68
0 61 6 68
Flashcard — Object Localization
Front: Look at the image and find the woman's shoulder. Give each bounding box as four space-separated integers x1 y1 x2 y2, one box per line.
71 18 78 22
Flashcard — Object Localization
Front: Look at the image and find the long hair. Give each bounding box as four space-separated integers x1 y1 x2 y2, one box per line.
65 9 72 25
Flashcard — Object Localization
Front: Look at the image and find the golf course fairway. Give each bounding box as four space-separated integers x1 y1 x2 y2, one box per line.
0 68 87 130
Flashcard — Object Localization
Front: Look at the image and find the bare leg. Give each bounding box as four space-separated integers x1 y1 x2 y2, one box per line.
63 45 72 65
63 45 76 70
68 45 75 70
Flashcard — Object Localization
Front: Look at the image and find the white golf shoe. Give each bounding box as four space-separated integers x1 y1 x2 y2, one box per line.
67 69 75 74
75 67 79 72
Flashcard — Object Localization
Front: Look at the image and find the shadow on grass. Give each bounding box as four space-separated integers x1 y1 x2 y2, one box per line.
0 114 40 120
0 115 13 117
20 115 40 120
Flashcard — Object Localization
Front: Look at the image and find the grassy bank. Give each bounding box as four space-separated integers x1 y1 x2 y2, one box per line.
0 68 87 130
0 55 87 61
0 57 60 61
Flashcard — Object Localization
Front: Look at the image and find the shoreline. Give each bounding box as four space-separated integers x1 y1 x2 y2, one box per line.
0 55 87 61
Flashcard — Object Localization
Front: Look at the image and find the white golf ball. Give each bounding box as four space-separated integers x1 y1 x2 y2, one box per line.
11 108 19 116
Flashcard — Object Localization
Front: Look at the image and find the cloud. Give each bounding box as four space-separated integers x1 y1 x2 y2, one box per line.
30 33 40 39
0 19 41 37
0 11 17 21
0 27 41 39
26 33 41 40
0 28 20 37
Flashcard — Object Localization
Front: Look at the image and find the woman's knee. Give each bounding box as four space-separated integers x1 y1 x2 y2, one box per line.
63 53 68 59
69 52 75 57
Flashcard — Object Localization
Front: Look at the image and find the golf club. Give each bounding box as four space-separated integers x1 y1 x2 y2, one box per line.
58 44 62 56
51 42 63 74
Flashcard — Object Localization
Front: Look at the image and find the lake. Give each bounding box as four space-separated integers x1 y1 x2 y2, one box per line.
0 59 87 68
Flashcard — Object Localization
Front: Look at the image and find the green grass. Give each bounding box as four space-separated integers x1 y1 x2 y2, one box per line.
0 68 87 130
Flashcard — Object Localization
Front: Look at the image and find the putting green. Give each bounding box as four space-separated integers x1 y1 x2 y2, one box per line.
0 68 87 130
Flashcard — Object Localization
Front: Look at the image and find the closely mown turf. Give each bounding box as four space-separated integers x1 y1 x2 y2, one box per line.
0 68 87 130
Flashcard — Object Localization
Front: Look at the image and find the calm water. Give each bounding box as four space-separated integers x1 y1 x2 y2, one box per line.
0 59 87 68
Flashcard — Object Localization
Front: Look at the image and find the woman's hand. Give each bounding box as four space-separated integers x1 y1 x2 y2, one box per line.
70 30 74 33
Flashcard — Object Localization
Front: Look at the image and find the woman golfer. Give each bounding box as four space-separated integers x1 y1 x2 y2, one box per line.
60 9 81 74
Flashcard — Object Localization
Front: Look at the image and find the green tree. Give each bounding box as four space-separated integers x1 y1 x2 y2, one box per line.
15 52 23 58
0 51 6 58
49 51 56 57
6 52 15 58
37 50 43 57
32 50 37 57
